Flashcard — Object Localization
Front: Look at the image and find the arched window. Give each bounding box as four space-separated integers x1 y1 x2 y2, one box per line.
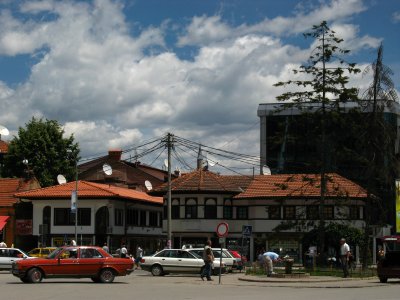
223 199 233 219
204 198 217 219
185 198 197 219
172 199 180 219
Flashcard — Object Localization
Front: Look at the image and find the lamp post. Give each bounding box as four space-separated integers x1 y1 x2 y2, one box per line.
68 151 78 245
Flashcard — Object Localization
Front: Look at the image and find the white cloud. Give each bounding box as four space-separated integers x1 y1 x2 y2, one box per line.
0 0 383 171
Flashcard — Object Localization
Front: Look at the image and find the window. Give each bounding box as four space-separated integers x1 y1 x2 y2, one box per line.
349 206 359 219
204 198 217 219
54 208 75 226
306 206 319 219
236 206 248 220
80 248 102 258
284 206 296 219
149 211 158 227
140 210 147 226
114 209 124 226
78 208 91 226
127 209 139 226
267 206 280 219
185 198 197 219
323 206 334 219
172 199 180 219
223 199 233 219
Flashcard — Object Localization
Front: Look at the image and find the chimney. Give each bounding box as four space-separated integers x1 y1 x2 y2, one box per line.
108 149 122 161
197 146 208 170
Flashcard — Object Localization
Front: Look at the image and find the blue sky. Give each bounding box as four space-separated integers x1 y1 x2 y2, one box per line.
0 0 399 173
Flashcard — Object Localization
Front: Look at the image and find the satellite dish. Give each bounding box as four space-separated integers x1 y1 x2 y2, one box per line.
57 174 67 185
0 125 9 137
164 159 169 168
103 163 113 176
145 180 153 191
262 165 271 175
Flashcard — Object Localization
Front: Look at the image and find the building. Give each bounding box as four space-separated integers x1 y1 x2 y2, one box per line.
0 177 41 249
257 102 400 230
151 167 367 262
15 180 164 254
78 149 169 192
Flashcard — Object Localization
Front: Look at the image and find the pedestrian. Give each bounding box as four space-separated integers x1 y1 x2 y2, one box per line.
71 239 77 246
135 246 143 269
339 238 350 278
0 240 7 247
263 251 281 276
200 240 214 281
102 242 109 253
120 244 128 258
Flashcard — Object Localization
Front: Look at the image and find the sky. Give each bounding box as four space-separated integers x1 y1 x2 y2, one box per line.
0 0 399 174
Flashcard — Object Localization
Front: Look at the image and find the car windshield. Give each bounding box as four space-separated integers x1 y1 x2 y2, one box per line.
385 241 400 251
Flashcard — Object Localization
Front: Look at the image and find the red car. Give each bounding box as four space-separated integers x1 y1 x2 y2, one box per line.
12 246 134 283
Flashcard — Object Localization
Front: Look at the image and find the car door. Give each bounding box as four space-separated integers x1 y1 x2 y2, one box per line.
8 249 26 266
177 251 203 273
0 249 10 269
154 250 177 273
53 247 80 276
78 248 104 275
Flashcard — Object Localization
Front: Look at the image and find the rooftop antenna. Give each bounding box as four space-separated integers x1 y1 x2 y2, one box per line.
103 163 113 176
145 180 153 191
262 165 271 175
57 174 67 185
0 125 9 140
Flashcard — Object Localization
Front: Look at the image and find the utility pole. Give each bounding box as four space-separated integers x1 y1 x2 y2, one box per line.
167 133 173 248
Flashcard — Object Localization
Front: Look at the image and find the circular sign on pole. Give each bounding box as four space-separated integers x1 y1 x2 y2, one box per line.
216 222 229 237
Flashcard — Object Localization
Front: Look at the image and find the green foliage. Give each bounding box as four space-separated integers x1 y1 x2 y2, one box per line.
302 223 365 252
274 21 360 108
3 117 80 187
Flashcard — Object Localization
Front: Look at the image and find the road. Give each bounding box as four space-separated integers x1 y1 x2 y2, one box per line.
1 270 399 300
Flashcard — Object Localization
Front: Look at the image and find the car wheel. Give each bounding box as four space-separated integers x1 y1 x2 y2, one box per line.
99 268 115 283
151 265 163 276
27 268 43 283
379 276 388 283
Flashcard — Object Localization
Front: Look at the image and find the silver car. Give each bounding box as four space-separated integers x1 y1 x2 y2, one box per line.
140 249 225 276
0 248 34 270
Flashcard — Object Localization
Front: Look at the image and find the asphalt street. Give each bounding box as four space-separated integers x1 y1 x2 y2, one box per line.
0 269 399 300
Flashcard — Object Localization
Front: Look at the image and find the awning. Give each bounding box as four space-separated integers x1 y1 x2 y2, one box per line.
0 216 10 231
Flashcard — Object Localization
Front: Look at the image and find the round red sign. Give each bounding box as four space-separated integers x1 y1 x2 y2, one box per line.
216 222 229 237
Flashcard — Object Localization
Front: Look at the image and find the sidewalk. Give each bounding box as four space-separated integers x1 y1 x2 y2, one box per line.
237 274 384 288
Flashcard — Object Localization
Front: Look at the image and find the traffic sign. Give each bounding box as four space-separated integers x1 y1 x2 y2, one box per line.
242 225 252 236
216 222 229 237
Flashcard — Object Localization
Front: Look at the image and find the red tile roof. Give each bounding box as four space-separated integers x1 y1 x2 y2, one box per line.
0 140 8 153
0 178 41 207
15 180 163 204
235 173 367 199
152 169 252 194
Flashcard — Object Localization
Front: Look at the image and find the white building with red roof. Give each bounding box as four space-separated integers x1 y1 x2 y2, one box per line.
15 180 163 254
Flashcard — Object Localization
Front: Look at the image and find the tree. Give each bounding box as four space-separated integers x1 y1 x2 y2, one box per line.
274 21 360 258
360 43 399 268
3 117 80 187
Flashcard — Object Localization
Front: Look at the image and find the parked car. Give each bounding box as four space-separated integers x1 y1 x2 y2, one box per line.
189 248 237 272
228 250 244 270
140 249 226 276
28 247 56 258
377 236 400 283
11 245 134 283
0 248 34 270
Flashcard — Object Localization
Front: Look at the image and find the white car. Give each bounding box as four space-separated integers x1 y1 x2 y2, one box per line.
140 249 226 276
0 248 34 270
189 248 237 272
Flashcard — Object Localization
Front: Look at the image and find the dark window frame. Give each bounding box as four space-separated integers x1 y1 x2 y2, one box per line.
185 198 198 219
236 206 248 220
204 198 217 219
283 206 296 220
223 199 233 219
267 206 281 220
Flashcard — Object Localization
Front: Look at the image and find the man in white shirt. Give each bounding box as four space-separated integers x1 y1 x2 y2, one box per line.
339 238 350 278
120 244 128 258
